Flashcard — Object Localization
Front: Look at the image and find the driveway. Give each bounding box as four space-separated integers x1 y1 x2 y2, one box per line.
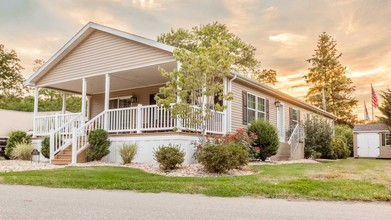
0 185 390 220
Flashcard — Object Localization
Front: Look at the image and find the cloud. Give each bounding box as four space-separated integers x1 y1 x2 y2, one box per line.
269 33 307 45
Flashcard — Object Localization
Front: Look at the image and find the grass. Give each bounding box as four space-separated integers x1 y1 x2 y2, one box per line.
0 158 390 201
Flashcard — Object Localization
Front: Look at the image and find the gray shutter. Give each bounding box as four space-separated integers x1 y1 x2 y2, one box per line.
266 99 270 121
297 110 301 125
242 91 247 125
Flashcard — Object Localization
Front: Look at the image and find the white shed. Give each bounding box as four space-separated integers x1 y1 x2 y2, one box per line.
353 124 391 158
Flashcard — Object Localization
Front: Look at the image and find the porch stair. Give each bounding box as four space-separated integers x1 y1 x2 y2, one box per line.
51 146 72 165
270 142 291 161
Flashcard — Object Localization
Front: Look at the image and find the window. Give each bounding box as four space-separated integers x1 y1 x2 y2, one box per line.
385 134 391 146
291 109 299 126
247 93 265 123
109 97 136 109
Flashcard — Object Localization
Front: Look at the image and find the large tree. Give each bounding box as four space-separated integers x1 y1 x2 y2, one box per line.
157 40 235 144
157 22 277 85
304 33 358 126
378 89 391 130
0 44 24 98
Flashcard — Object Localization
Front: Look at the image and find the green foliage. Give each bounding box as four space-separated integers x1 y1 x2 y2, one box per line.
0 44 25 99
330 137 350 159
10 142 34 160
87 129 111 161
156 39 235 143
304 32 358 126
157 22 277 85
153 144 185 170
5 130 32 158
247 120 279 161
303 116 333 159
335 124 353 157
198 143 248 173
119 143 137 164
378 88 391 131
40 137 50 159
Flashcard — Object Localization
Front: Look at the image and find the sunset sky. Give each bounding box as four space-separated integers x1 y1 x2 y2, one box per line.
1 0 390 119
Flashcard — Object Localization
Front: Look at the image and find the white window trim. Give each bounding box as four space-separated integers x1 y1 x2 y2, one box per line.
247 92 266 123
109 96 137 109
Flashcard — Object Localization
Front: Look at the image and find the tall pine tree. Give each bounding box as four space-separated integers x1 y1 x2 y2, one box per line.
304 33 358 126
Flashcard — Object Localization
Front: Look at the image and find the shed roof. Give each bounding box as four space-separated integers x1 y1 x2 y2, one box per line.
353 124 389 132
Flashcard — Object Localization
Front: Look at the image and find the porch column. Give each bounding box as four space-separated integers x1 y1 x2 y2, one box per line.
222 77 228 134
62 93 66 114
33 87 39 137
176 62 182 131
81 78 87 118
104 74 110 130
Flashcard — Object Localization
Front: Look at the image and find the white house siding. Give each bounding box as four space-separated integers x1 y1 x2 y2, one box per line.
0 109 34 137
231 80 334 135
102 134 198 164
36 30 174 86
89 85 163 118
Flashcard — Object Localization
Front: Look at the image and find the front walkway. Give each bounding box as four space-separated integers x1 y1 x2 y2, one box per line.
1 185 390 220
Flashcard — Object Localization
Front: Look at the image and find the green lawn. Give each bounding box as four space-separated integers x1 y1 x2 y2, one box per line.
0 159 390 201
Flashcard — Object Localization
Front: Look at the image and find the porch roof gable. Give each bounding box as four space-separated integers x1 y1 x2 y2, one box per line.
25 22 176 86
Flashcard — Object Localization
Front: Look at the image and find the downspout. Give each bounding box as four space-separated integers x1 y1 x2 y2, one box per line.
227 74 238 133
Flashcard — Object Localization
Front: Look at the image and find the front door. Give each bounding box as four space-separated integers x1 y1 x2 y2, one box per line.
277 105 285 142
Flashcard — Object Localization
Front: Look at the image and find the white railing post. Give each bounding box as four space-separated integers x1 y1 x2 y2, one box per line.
136 104 142 133
222 112 227 134
33 87 39 137
72 127 77 165
49 129 55 162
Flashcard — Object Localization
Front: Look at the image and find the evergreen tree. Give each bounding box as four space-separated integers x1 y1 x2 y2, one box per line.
157 22 277 85
378 88 391 130
304 33 358 126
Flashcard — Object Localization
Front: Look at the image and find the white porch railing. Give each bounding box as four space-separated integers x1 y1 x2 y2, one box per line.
34 113 82 136
49 114 84 161
288 123 304 159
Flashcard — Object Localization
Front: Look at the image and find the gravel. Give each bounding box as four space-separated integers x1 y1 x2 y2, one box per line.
0 159 319 177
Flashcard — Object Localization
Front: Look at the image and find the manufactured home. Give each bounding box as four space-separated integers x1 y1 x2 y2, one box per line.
26 22 336 165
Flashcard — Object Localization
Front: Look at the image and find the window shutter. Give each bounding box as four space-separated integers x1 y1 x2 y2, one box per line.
297 110 301 124
382 133 386 146
242 91 248 125
289 107 293 129
266 99 270 121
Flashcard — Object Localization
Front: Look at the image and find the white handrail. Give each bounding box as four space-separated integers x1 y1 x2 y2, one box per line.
49 113 84 161
35 112 81 136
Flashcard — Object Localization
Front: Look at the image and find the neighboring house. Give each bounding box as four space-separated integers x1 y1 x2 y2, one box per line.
0 109 34 137
353 124 391 159
25 22 336 165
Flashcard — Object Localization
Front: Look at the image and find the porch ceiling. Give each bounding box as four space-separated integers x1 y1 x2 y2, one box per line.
45 62 176 95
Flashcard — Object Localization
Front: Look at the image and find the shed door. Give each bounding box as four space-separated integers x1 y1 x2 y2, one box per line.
357 133 380 157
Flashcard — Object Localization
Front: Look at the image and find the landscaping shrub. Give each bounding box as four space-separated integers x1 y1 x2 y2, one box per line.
334 124 353 157
5 130 32 158
198 143 248 173
10 142 34 160
153 144 185 170
247 120 279 161
330 137 350 159
40 136 50 159
87 129 111 161
303 116 333 159
119 143 137 164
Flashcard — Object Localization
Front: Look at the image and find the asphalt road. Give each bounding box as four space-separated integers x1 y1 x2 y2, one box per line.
0 185 390 220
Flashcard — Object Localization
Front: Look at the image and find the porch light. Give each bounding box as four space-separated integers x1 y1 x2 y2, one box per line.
130 97 138 103
274 100 282 108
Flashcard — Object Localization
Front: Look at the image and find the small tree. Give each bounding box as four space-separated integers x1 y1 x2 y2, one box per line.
334 124 353 157
87 129 111 161
157 41 234 145
247 120 279 161
303 116 333 158
40 136 50 159
378 88 391 130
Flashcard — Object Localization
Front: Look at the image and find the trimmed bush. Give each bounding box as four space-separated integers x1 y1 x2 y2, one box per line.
330 137 350 159
304 116 333 159
87 129 111 161
11 142 34 160
119 143 137 164
153 144 185 170
5 130 31 158
335 125 353 157
199 143 248 173
247 120 279 161
40 136 50 159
